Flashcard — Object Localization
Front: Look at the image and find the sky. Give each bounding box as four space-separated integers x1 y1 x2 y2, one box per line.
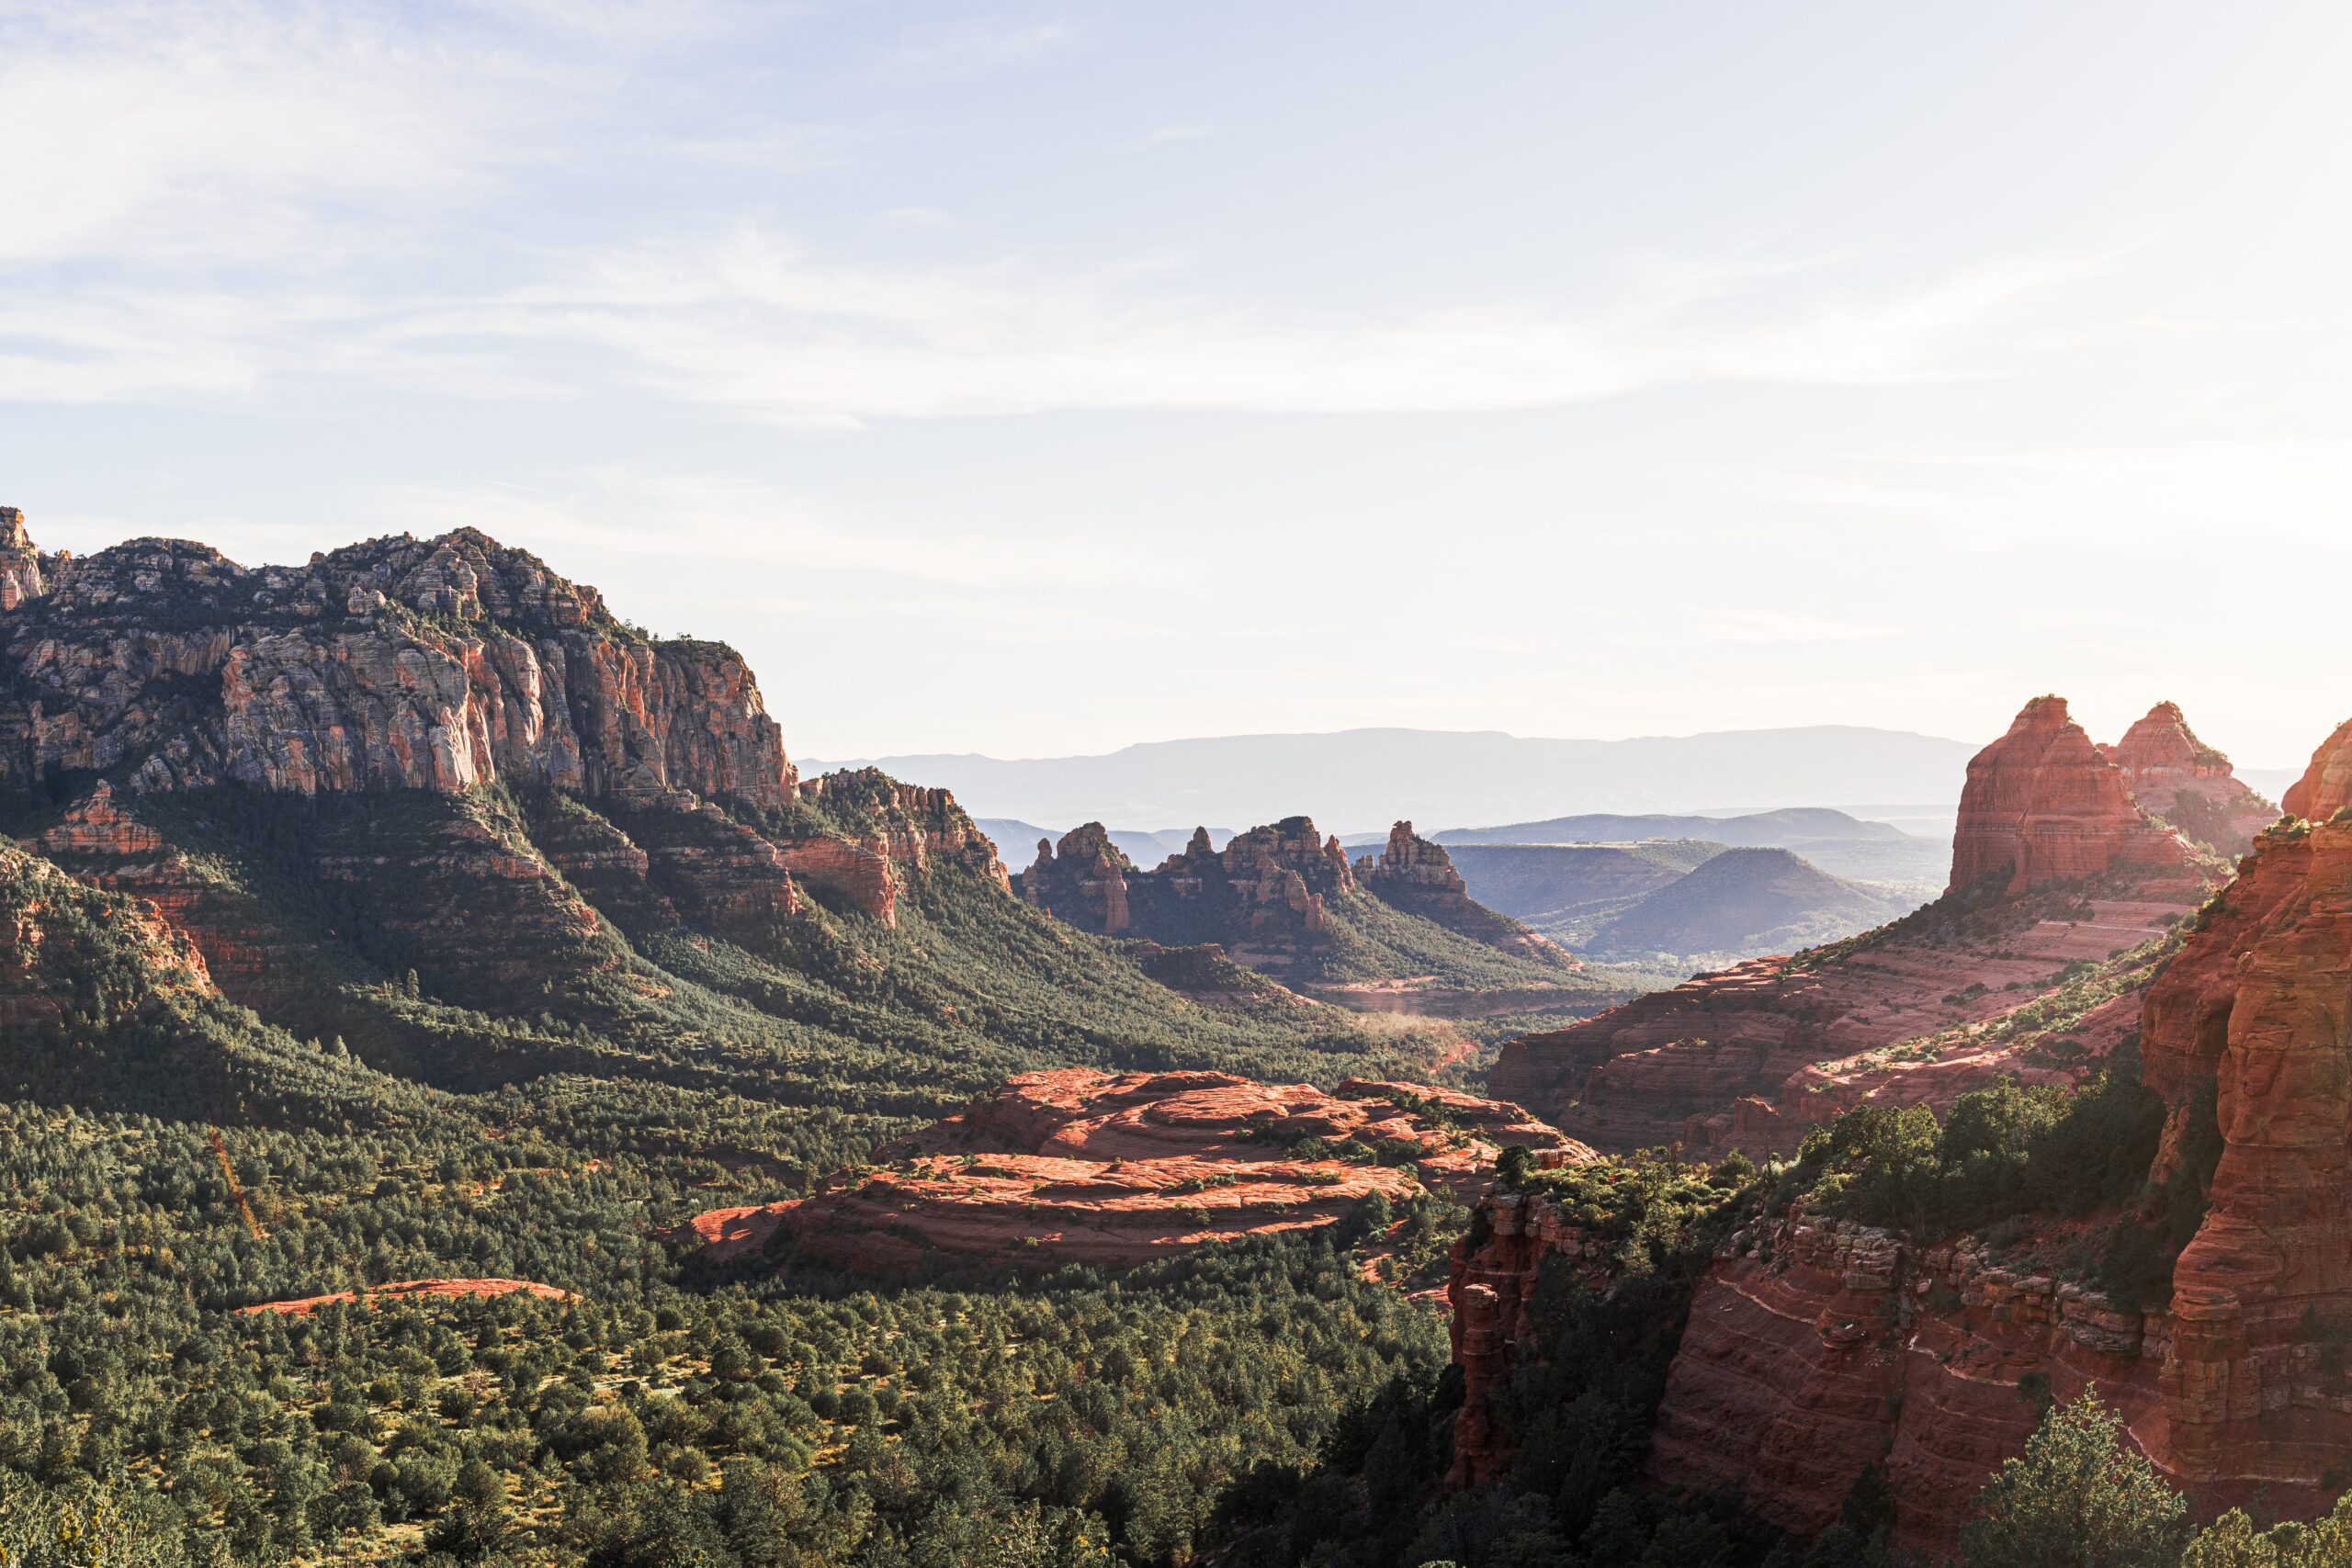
5 2 2351 770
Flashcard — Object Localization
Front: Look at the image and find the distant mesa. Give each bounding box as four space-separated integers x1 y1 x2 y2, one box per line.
820 725 1983 846
1433 806 1911 850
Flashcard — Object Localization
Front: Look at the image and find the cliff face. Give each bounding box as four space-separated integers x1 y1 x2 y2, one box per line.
0 520 794 808
1457 716 2352 1553
1491 695 2224 1154
1020 816 1346 965
0 513 1015 1056
0 508 41 612
2132 721 2352 1494
2106 702 2278 860
1948 695 2192 895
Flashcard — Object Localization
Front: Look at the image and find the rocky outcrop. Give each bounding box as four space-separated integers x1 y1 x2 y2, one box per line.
0 838 215 1031
0 508 43 611
0 524 795 808
234 1279 575 1316
25 782 319 1012
1359 820 1569 961
678 1068 1593 1277
1949 696 2194 895
2132 719 2352 1496
2106 702 2278 859
1492 696 2222 1153
1017 814 1600 1013
1446 1192 2175 1557
1021 824 1136 935
1015 815 1348 969
1453 714 2352 1552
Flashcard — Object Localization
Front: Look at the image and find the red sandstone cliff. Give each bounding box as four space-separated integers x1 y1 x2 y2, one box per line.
2128 719 2352 1499
2106 702 2278 860
1949 696 2194 896
1455 715 2352 1554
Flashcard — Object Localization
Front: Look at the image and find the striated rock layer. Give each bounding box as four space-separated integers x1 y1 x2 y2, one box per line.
1449 1201 2174 1558
2129 720 2352 1498
678 1068 1594 1276
1491 695 2232 1155
1454 713 2352 1553
1948 695 2194 896
1022 816 1356 965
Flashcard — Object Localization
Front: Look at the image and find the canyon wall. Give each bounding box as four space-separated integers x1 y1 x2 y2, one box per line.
1458 714 2352 1552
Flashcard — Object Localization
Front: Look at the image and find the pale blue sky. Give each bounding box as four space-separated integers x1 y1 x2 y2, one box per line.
5 2 2349 768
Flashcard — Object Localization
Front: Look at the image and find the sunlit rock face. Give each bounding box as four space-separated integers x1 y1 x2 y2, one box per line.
0 523 796 807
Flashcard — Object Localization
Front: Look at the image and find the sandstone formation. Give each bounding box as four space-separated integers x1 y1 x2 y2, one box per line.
2106 702 2278 859
1491 696 2230 1154
1357 820 1570 961
1447 1197 2174 1557
0 517 1012 1036
2127 719 2352 1499
1948 696 2195 895
0 508 42 611
0 524 794 807
1018 814 1605 1011
0 837 216 1031
677 1067 1593 1277
1454 714 2352 1551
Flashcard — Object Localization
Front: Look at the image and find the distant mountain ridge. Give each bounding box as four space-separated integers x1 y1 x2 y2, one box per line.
1580 846 1915 963
1432 806 1908 848
810 725 1984 835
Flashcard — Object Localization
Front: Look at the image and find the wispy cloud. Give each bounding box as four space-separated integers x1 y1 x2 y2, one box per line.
0 1 2140 425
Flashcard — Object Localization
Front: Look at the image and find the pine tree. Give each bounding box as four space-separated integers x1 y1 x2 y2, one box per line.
1959 1387 2186 1568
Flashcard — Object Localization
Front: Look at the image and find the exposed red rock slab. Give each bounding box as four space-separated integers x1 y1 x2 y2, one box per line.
681 1201 802 1262
782 1152 1420 1275
677 1068 1592 1278
235 1278 574 1316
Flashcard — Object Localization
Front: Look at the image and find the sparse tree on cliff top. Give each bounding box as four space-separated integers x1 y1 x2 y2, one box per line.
1959 1387 2185 1568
